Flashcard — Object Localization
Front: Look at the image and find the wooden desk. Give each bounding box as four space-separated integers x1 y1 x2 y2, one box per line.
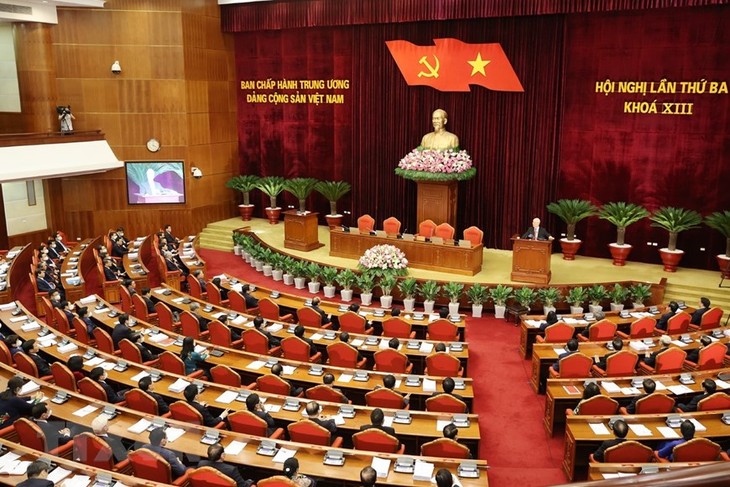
511 237 552 284
563 411 730 481
587 462 719 481
284 210 324 251
60 237 98 304
0 245 31 305
329 228 483 276
123 236 151 289
177 234 206 274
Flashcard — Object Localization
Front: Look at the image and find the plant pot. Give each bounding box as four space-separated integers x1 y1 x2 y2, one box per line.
610 303 624 312
325 214 343 230
659 248 684 272
294 277 306 289
448 302 460 316
340 289 353 302
308 282 321 294
262 264 273 277
472 304 483 318
323 285 336 298
255 261 264 272
570 305 584 315
249 258 257 268
272 269 283 281
423 300 435 314
403 298 416 313
265 207 282 225
243 252 251 263
543 306 556 315
233 245 241 256
360 292 373 306
632 302 644 309
560 238 581 260
239 204 255 221
589 304 603 314
283 274 294 286
608 243 632 266
380 295 393 308
717 254 730 278
494 304 506 319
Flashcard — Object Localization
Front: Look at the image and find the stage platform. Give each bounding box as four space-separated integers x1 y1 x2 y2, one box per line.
200 217 729 308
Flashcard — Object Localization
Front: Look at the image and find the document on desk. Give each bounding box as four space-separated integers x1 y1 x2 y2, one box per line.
72 405 99 417
165 427 185 443
168 378 190 393
525 320 542 328
379 339 390 350
282 365 297 376
130 371 150 382
413 459 435 482
0 452 20 470
267 323 284 333
715 379 730 389
247 360 266 370
272 447 297 463
337 373 353 383
351 338 364 347
620 387 641 395
264 404 281 413
371 457 391 478
127 418 152 434
19 381 39 395
84 356 106 367
383 416 394 427
58 342 79 354
552 348 566 356
436 419 451 431
602 473 637 479
688 418 707 432
653 380 667 390
588 422 611 435
0 460 31 475
670 340 688 347
600 381 621 393
172 297 186 303
419 342 434 354
154 289 169 295
310 333 324 340
148 333 170 343
215 390 238 404
47 466 72 484
422 378 437 392
667 385 693 395
232 315 247 325
93 307 109 314
628 423 653 436
225 440 247 455
331 413 345 425
657 426 680 439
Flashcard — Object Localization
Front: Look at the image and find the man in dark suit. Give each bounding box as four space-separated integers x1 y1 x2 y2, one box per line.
211 277 228 300
188 302 210 332
270 364 303 397
592 419 629 462
245 393 276 436
17 460 53 487
112 313 134 348
432 377 469 413
111 234 127 258
103 258 119 282
655 301 680 331
31 403 71 450
163 224 180 246
131 333 158 362
442 422 473 458
641 334 672 368
46 241 62 261
685 335 712 364
595 337 624 371
677 379 717 412
140 287 156 314
253 316 280 347
21 340 51 377
76 306 96 337
192 270 207 293
183 384 229 428
91 414 128 462
625 378 655 414
521 217 553 240
338 332 363 362
197 443 252 487
294 324 315 354
375 374 410 407
305 400 337 436
142 427 187 480
310 297 332 327
359 407 396 437
35 270 57 294
240 284 259 309
53 232 69 254
52 296 75 325
139 376 169 414
690 297 711 326
656 420 695 460
552 338 579 372
89 367 125 404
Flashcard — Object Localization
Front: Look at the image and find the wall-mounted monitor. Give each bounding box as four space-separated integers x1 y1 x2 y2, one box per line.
126 161 185 205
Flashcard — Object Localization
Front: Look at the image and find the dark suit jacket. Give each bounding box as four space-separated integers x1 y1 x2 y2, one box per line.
99 380 125 404
312 417 337 436
104 266 117 282
165 258 180 272
112 323 134 348
0 395 35 425
625 393 647 414
189 400 224 427
137 343 158 363
677 392 711 412
685 347 701 364
36 277 55 293
17 479 54 487
258 328 280 348
198 278 207 293
596 350 620 371
143 296 156 314
690 307 709 326
521 226 552 240
98 433 128 462
552 350 577 371
359 423 396 437
82 316 96 336
34 419 72 450
242 292 259 309
30 353 51 377
111 242 127 258
197 460 250 487
164 231 178 245
252 409 276 435
593 438 625 462
218 287 229 301
311 305 331 325
149 390 170 415
302 336 315 354
142 443 187 479
655 310 674 331
47 246 62 260
642 346 670 368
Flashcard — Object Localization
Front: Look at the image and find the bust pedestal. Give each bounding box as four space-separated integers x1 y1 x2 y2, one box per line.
416 181 458 228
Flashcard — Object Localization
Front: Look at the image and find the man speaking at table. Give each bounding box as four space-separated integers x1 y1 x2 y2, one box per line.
520 217 553 241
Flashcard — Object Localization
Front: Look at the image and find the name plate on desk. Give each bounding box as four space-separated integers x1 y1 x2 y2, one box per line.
431 237 444 245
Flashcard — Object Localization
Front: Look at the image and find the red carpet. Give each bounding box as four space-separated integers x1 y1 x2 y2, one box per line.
200 248 568 487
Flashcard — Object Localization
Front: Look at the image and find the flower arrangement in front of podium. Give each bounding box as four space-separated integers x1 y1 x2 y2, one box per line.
395 147 476 182
358 244 409 277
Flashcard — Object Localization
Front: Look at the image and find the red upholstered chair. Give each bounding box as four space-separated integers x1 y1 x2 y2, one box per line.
93 327 119 356
565 395 618 416
365 389 409 410
382 317 415 339
589 441 653 463
418 219 437 238
257 476 298 487
421 438 471 459
211 365 242 388
259 298 293 322
425 394 468 413
655 311 691 335
181 311 209 340
357 214 375 233
0 341 14 367
78 377 122 404
51 362 78 392
306 385 349 404
207 283 229 307
619 393 675 415
119 338 158 366
228 290 258 314
696 392 730 412
374 349 413 374
125 389 171 417
548 353 592 379
535 322 573 343
189 466 236 487
427 319 458 342
638 348 687 374
462 226 484 246
577 319 617 342
228 410 285 439
131 293 157 324
158 351 205 379
616 317 656 339
98 262 121 304
170 401 225 429
155 253 183 292
41 297 55 326
256 374 299 397
684 341 727 371
657 438 723 462
30 273 48 318
209 320 244 349
689 307 723 331
382 217 402 236
327 342 367 369
353 429 405 454
187 274 206 299
297 307 332 329
53 307 73 336
288 419 343 447
242 329 282 356
120 286 134 314
73 432 131 472
72 317 95 346
155 302 180 332
281 336 322 363
425 353 463 377
128 448 190 485
339 311 372 335
15 352 52 381
592 350 639 377
434 223 455 240
14 418 73 456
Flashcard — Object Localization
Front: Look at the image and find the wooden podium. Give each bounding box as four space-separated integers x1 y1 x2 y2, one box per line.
284 210 324 252
511 237 552 284
416 181 458 228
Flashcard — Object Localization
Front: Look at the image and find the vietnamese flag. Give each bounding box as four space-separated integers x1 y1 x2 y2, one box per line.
386 38 524 92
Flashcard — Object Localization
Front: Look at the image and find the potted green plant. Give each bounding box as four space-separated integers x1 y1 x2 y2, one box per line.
256 176 286 224
587 284 607 314
650 207 702 272
281 256 296 285
419 280 441 314
320 266 339 298
608 283 630 312
232 232 245 256
598 202 649 266
335 269 357 302
270 253 285 281
259 247 274 277
629 283 652 309
704 211 730 278
513 287 537 313
291 260 307 289
316 180 352 229
304 262 322 294
398 277 419 312
489 284 513 319
356 272 375 306
443 282 464 316
378 274 398 308
284 178 320 214
566 286 588 314
249 245 263 271
226 175 260 221
546 199 597 260
537 287 561 315
466 283 488 318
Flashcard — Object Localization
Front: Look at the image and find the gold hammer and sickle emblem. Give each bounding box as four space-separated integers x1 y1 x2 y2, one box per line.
418 55 440 78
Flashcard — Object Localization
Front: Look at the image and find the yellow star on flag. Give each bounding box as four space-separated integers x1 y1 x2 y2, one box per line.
468 53 490 77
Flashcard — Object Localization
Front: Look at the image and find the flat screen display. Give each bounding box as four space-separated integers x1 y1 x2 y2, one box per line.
125 161 185 205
